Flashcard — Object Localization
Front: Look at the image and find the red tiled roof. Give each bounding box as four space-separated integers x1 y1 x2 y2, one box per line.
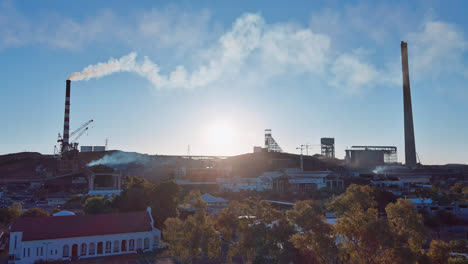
11 211 154 241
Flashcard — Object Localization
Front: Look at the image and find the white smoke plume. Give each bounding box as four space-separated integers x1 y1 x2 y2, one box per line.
67 13 331 90
68 52 138 81
66 50 221 89
88 151 151 167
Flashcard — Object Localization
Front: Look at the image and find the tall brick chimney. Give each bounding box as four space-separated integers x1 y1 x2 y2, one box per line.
62 80 71 151
401 41 417 166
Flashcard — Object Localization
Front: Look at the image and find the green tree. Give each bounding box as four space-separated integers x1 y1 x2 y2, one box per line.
448 255 468 264
51 208 61 214
150 179 180 223
371 188 397 213
116 177 180 224
164 211 221 263
449 240 468 253
21 208 50 218
83 196 113 215
385 199 427 262
7 202 22 221
328 184 427 264
288 200 338 264
117 176 153 212
386 199 426 251
219 200 291 264
164 217 191 263
450 184 465 194
183 190 207 211
0 203 22 226
428 240 451 264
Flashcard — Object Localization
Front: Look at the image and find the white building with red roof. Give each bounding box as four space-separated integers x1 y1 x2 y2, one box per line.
8 207 161 264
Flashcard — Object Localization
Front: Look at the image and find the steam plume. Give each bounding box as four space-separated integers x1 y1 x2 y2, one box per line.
88 151 151 167
67 52 138 81
66 13 332 90
66 51 197 89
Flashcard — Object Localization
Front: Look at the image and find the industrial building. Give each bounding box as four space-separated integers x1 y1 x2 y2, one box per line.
272 168 344 194
345 146 397 169
80 146 106 153
321 138 335 158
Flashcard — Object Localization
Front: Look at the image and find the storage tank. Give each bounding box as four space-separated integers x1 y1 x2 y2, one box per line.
80 146 93 152
92 146 106 152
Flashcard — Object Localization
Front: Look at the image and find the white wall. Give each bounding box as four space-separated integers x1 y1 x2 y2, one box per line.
9 230 160 264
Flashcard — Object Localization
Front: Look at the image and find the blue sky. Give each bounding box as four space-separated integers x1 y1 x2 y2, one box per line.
1 0 467 164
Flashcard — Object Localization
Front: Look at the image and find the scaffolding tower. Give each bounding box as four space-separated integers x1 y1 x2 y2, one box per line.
264 129 283 152
321 138 335 158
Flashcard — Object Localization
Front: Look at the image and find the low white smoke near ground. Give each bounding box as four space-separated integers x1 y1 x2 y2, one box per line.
88 151 151 167
372 165 408 174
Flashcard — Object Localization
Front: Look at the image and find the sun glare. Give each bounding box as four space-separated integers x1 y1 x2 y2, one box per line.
206 121 235 146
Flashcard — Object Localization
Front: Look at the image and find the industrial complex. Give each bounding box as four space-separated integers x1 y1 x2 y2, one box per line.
0 41 466 199
0 41 467 263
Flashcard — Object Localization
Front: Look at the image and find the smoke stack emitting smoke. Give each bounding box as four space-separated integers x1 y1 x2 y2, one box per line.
66 52 212 89
67 52 139 81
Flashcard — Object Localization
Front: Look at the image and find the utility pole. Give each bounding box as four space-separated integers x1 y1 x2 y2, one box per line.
305 144 311 156
296 145 305 172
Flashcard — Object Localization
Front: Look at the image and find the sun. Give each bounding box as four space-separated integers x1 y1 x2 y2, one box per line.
206 121 235 146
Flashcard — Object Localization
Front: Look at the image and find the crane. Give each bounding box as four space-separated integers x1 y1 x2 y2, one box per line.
304 144 321 156
71 127 89 143
70 119 93 138
57 119 94 154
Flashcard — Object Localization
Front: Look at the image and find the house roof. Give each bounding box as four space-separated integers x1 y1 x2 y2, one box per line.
52 210 75 216
201 193 227 203
408 198 433 204
11 211 154 241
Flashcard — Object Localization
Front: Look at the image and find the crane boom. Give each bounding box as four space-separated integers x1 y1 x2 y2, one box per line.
71 127 89 143
70 119 93 138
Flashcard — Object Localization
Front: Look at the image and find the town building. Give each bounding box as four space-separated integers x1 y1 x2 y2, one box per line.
217 172 281 192
201 193 228 208
272 168 344 194
179 193 229 216
8 207 161 264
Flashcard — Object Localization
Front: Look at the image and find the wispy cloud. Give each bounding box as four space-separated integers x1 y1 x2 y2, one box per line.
0 2 214 52
2 0 468 94
69 13 331 90
408 21 468 79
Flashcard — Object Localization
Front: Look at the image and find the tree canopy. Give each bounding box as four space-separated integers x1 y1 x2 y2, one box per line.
288 200 338 264
21 207 50 218
328 185 427 263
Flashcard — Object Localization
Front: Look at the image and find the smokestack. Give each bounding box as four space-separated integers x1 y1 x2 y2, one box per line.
63 80 71 150
401 41 417 167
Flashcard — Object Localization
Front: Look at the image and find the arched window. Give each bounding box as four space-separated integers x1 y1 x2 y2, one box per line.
129 239 135 251
97 242 103 254
81 243 87 256
63 245 69 257
72 244 78 258
89 243 95 255
105 241 112 253
113 240 119 253
144 238 149 250
136 239 142 250
121 240 127 252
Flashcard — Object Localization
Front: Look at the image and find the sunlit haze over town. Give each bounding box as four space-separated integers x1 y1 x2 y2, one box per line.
1 1 468 263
